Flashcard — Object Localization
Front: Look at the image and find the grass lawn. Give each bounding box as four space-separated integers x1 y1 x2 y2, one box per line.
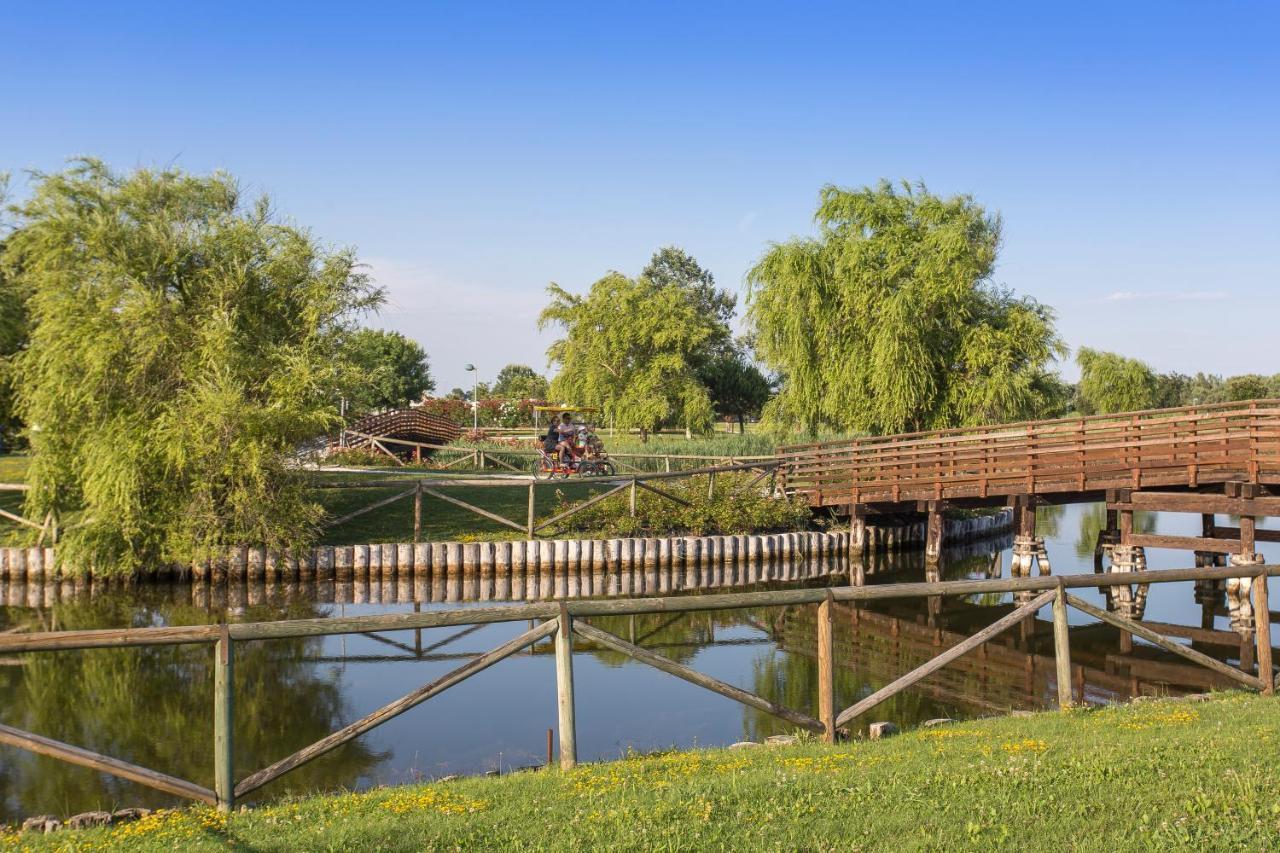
13 693 1278 851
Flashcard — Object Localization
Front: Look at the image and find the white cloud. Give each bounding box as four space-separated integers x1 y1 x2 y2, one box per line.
361 257 555 392
1099 289 1229 303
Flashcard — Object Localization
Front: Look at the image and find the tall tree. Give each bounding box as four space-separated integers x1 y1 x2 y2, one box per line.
540 272 718 438
696 344 772 432
1074 348 1160 414
641 246 736 354
339 328 433 415
492 363 549 400
0 174 23 447
2 160 381 572
747 181 1064 435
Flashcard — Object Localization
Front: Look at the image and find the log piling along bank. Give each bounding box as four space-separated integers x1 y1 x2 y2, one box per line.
0 510 1011 583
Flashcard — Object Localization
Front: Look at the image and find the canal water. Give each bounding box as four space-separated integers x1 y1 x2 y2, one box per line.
0 503 1275 822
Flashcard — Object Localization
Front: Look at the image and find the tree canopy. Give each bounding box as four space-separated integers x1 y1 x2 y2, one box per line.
747 181 1064 436
1074 348 1160 414
1 160 381 572
339 328 433 415
697 343 772 431
492 363 549 400
540 271 719 437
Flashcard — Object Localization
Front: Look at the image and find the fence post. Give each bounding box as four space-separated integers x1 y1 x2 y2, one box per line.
413 482 423 543
818 590 835 742
1052 578 1073 709
478 450 486 470
214 625 235 812
707 471 716 502
664 456 671 473
629 479 637 517
555 603 577 769
527 482 537 539
1254 567 1273 695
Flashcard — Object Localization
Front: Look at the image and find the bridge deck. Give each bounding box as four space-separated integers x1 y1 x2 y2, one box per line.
779 400 1280 509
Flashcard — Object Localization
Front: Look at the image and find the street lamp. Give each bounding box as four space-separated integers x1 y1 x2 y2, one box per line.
464 363 478 431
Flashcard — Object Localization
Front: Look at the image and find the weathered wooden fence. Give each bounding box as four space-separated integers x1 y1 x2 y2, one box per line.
337 430 780 474
317 460 781 540
779 399 1280 507
0 563 1274 813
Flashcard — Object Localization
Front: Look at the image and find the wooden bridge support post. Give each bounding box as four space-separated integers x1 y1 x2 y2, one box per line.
1194 513 1225 631
924 503 944 563
214 626 234 813
817 591 836 742
554 604 577 769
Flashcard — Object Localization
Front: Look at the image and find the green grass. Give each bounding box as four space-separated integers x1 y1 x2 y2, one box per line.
13 693 1279 851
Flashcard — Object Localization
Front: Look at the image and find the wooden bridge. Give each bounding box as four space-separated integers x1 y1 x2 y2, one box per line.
778 400 1280 565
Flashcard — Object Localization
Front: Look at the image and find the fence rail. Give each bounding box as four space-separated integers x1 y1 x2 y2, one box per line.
315 460 781 539
0 563 1274 813
778 399 1280 506
336 430 780 474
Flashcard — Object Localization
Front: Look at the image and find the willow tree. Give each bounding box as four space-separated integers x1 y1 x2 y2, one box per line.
1074 348 1159 414
2 160 381 572
747 181 1064 436
539 272 717 437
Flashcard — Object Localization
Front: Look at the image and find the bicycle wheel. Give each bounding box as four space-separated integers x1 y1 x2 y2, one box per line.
533 457 555 479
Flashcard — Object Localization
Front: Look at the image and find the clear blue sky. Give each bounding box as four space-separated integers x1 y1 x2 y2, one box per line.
3 2 1277 392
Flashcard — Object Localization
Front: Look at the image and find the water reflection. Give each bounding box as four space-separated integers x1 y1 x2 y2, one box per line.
0 503 1274 823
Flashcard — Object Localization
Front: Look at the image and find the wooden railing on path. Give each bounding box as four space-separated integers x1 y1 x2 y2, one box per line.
778 400 1280 507
0 563 1274 813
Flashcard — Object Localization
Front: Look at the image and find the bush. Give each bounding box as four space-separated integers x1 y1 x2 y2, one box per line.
545 471 810 537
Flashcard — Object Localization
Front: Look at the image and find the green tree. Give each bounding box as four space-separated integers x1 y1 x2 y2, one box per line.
696 344 772 432
492 363 549 400
540 272 717 438
747 181 1064 436
1074 348 1159 414
0 174 24 447
339 328 433 415
1222 373 1272 402
2 160 381 572
641 246 736 353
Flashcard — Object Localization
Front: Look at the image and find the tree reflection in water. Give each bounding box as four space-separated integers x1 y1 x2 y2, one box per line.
0 589 383 822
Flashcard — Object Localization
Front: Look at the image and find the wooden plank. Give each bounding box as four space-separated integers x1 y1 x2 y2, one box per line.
235 619 558 797
1052 582 1073 708
573 620 824 733
323 485 419 529
835 590 1055 727
818 592 835 741
0 507 44 530
1064 593 1264 690
555 604 577 770
0 723 216 805
214 628 234 811
634 480 693 509
421 488 526 533
1128 533 1243 553
534 481 631 533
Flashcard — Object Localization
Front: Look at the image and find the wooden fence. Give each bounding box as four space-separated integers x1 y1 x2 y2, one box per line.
778 399 1280 507
0 563 1274 813
317 460 781 540
337 430 780 474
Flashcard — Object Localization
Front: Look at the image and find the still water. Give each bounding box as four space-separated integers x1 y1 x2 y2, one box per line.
0 503 1275 822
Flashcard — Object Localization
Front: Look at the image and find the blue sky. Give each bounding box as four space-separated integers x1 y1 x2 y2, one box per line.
3 2 1277 392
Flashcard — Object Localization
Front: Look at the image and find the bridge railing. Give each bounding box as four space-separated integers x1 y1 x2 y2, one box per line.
778 399 1280 505
0 563 1274 815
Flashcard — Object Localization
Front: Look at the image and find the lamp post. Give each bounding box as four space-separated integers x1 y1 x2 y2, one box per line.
464 363 478 431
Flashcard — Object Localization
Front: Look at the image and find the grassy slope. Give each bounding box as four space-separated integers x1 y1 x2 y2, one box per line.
13 693 1279 851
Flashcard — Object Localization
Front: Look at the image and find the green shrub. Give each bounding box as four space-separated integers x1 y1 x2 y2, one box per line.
545 471 811 537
